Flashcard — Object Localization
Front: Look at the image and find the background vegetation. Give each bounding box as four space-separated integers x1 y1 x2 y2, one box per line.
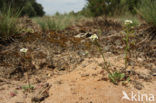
81 0 141 17
0 0 45 17
0 0 156 41
0 6 20 41
33 13 86 31
137 0 156 26
80 0 156 27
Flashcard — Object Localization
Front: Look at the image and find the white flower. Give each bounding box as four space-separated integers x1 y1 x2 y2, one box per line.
89 34 98 41
124 20 133 25
20 48 28 53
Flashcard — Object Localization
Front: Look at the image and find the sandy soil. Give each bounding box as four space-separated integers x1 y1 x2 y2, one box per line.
43 55 156 103
0 54 155 103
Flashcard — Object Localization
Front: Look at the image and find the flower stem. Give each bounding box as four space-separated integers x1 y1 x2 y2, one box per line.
95 40 111 74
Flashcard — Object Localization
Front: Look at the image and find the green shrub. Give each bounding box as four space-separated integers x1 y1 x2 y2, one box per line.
0 6 20 41
83 0 141 17
137 0 156 26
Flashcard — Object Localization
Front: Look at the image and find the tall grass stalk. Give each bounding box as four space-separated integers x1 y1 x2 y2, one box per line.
0 6 21 40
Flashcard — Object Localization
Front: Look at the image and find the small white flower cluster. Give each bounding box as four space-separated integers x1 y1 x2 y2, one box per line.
89 34 98 41
124 20 133 25
20 48 28 53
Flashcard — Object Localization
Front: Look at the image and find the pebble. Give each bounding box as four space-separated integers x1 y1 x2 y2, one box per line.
137 58 144 62
58 68 65 71
54 80 62 85
138 74 152 81
133 81 144 90
91 66 97 70
92 74 97 77
151 68 156 73
10 92 17 97
145 64 153 69
81 73 89 77
129 61 135 66
126 69 136 75
81 64 87 68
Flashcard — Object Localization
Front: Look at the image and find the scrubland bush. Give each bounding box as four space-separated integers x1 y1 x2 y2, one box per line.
137 0 156 26
84 0 140 17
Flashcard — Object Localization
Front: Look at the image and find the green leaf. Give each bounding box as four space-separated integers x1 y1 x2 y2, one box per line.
126 77 131 82
120 73 125 80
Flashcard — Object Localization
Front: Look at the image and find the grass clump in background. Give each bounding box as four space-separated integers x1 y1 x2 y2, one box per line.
33 13 85 31
137 0 156 26
0 6 21 41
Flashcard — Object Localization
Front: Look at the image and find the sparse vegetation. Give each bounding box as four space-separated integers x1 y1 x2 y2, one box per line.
89 34 111 74
137 0 156 26
33 14 86 31
0 6 20 41
108 72 125 85
123 20 136 69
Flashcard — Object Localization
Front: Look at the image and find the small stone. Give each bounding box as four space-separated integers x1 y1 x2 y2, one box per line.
92 74 97 77
54 81 62 85
129 60 135 66
48 65 55 69
79 97 84 100
101 77 108 81
145 64 153 69
137 58 144 62
81 73 89 77
151 68 156 73
74 33 84 38
81 64 87 68
106 52 112 56
91 66 97 70
133 81 144 90
58 68 65 71
47 73 51 77
10 92 16 97
88 59 93 63
126 69 136 75
138 74 152 81
135 84 143 90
